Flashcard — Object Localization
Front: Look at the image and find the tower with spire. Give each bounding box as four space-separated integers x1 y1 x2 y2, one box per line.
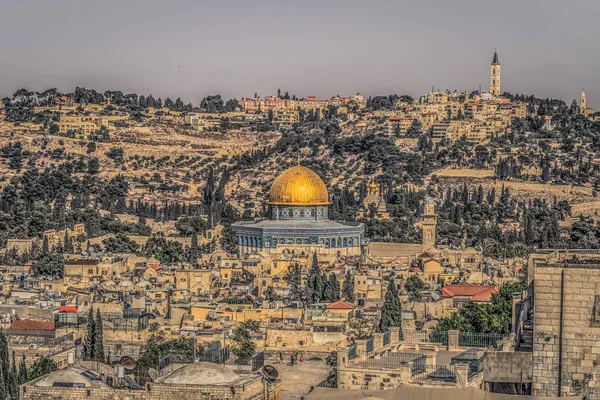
581 89 587 114
490 50 501 96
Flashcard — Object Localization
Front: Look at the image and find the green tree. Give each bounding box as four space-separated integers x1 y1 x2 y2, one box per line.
102 233 140 253
219 225 239 255
27 356 57 381
405 275 425 301
86 142 97 154
341 269 355 302
305 253 323 304
324 273 340 302
379 278 402 332
18 355 27 385
82 307 96 360
31 252 64 277
283 264 304 302
230 320 260 366
93 309 105 363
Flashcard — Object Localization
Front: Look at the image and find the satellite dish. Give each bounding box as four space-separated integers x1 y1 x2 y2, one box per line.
282 297 291 307
120 356 137 370
207 311 218 320
148 368 158 381
262 365 279 381
254 297 263 308
431 291 441 301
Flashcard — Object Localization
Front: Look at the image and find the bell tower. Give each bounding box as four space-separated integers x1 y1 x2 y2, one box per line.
581 90 587 114
490 50 501 96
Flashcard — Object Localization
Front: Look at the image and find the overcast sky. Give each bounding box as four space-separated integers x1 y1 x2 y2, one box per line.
0 0 598 106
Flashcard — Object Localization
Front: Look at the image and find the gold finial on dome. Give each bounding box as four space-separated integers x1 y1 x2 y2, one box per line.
267 165 329 206
297 155 301 166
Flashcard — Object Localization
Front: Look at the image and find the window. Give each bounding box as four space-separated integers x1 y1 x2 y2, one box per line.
87 269 93 275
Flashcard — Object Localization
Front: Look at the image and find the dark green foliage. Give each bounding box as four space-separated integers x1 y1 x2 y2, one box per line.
379 278 402 332
31 252 64 277
82 307 96 360
93 309 105 363
105 147 125 164
143 232 185 263
341 269 355 302
437 283 522 333
283 264 304 302
102 233 140 253
136 337 194 379
405 275 425 301
231 321 260 364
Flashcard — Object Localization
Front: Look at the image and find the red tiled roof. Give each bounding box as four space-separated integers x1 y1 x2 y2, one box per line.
151 265 163 272
327 300 355 310
10 320 55 331
58 306 77 313
440 284 499 302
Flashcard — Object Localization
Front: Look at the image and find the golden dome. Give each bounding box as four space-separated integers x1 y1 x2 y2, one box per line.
268 165 329 206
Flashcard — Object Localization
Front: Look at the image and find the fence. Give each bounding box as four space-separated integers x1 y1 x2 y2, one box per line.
401 329 448 345
349 351 424 369
459 332 506 348
383 331 390 346
412 365 457 383
198 342 230 364
347 343 357 360
468 357 484 381
55 312 149 332
366 337 374 353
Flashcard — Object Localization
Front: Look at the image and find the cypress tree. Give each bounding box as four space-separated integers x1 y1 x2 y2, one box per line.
18 355 27 385
341 269 355 302
306 253 321 304
82 307 96 360
379 278 403 333
93 309 105 363
0 360 6 400
190 231 199 264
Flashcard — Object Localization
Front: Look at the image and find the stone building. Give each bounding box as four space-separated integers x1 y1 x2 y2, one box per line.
21 363 281 400
356 181 389 219
233 163 364 256
526 250 600 397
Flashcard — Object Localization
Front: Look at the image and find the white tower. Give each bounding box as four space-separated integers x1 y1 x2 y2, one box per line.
490 50 501 96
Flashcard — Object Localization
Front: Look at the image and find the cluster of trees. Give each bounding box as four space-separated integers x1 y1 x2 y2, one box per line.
136 327 195 380
437 283 521 334
82 308 105 363
305 254 340 304
0 331 57 399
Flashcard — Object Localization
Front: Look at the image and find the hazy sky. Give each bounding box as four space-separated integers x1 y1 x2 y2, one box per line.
1 0 599 106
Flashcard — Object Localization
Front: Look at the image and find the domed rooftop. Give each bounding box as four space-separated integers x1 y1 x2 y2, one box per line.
268 165 329 206
33 368 94 387
159 362 239 385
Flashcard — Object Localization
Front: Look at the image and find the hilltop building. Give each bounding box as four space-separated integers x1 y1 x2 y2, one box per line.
580 89 596 115
490 50 501 96
232 163 364 256
357 181 389 219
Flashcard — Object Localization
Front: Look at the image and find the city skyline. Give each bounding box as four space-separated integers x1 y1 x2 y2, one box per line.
0 0 598 105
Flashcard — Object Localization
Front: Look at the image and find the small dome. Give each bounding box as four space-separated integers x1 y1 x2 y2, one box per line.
160 362 239 385
34 368 93 387
268 165 329 206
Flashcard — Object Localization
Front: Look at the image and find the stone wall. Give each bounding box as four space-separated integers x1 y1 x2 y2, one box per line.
22 379 281 400
533 263 600 397
483 351 532 383
265 328 313 348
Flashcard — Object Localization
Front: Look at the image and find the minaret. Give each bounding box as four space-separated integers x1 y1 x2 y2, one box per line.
421 198 437 251
581 89 587 114
490 50 501 96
